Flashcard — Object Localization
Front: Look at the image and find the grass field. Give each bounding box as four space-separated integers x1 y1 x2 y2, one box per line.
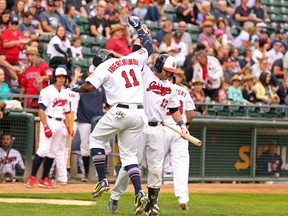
1 192 288 216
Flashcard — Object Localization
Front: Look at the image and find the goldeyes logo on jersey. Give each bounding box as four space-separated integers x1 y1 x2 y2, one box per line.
52 98 68 107
146 81 171 96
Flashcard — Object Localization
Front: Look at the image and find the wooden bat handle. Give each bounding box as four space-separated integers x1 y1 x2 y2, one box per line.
163 122 202 146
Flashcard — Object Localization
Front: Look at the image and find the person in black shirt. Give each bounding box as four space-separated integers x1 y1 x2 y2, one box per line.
89 4 110 38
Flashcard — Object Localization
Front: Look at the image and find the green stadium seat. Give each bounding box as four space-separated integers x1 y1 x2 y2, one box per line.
81 46 94 58
94 36 107 48
172 22 178 31
270 13 282 22
165 13 176 22
144 20 160 31
75 15 89 26
39 34 53 43
186 23 200 33
269 0 281 6
80 34 90 46
217 106 233 117
164 6 176 14
230 28 239 37
91 46 102 53
232 106 247 117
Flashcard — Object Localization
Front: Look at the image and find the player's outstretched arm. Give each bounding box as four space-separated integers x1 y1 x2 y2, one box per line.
128 16 153 56
71 81 96 94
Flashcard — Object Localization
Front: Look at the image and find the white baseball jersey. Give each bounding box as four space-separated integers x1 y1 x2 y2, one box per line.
142 64 180 122
163 84 195 124
39 85 70 119
0 148 25 176
86 48 148 106
64 88 80 120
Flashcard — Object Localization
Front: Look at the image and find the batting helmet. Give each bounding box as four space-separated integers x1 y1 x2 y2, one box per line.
92 49 115 67
154 54 177 73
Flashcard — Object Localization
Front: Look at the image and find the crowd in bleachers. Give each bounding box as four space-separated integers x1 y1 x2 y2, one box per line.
0 0 287 115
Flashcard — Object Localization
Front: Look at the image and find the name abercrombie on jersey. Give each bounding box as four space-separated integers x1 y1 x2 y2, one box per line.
142 64 180 122
39 85 70 119
86 48 148 106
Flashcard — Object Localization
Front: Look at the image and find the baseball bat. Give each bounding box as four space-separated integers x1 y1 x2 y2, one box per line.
162 122 202 146
67 111 75 169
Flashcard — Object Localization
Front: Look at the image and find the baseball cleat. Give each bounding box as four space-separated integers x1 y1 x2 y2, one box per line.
25 176 36 188
134 190 148 215
39 177 56 189
179 202 188 210
146 206 160 216
107 198 119 213
91 178 110 198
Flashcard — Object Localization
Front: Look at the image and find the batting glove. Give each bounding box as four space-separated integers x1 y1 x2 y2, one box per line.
128 16 141 30
181 125 189 135
44 125 53 138
66 126 74 137
71 83 80 93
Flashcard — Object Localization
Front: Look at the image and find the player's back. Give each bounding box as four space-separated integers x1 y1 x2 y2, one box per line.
86 49 148 106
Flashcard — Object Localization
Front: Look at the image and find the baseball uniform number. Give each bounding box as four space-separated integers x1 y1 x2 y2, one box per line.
121 69 140 88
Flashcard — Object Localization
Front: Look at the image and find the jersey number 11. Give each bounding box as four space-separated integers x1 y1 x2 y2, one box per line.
121 69 140 88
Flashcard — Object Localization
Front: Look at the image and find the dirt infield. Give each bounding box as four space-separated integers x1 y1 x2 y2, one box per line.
1 183 288 194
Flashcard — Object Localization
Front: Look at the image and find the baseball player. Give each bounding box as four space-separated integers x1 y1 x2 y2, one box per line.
162 78 195 210
26 67 73 188
71 16 153 214
0 133 25 182
108 41 190 216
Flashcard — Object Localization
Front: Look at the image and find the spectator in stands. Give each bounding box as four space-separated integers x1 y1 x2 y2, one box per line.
0 133 25 182
0 17 29 66
107 9 121 27
252 38 268 64
234 21 255 48
61 4 80 38
190 77 205 116
155 20 172 43
54 0 64 16
284 78 288 105
234 0 257 27
0 53 20 89
258 28 270 42
39 0 61 34
242 74 257 103
193 50 223 101
214 0 236 28
177 21 193 53
221 56 233 88
216 17 234 45
229 48 242 74
132 0 147 20
257 143 282 177
196 0 212 25
106 23 130 57
197 20 215 49
252 0 270 23
214 29 224 49
84 0 96 17
105 0 115 19
255 71 280 104
0 0 7 14
239 48 254 69
251 57 270 80
0 9 11 30
158 32 172 53
266 42 283 66
20 46 52 108
33 0 45 15
216 45 229 59
176 0 197 24
271 58 285 84
144 0 161 22
70 36 83 59
47 25 72 69
11 0 25 25
19 12 40 41
0 68 11 101
171 31 188 67
270 27 288 46
66 0 87 17
228 74 250 105
27 3 44 34
89 4 110 38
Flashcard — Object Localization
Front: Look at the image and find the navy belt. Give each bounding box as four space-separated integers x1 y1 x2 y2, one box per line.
48 115 63 121
148 121 161 127
116 104 143 109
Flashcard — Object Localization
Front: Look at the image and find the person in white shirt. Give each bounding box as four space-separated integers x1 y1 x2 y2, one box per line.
266 42 284 66
171 31 188 67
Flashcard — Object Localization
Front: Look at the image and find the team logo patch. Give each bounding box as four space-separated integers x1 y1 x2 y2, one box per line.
137 49 145 54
